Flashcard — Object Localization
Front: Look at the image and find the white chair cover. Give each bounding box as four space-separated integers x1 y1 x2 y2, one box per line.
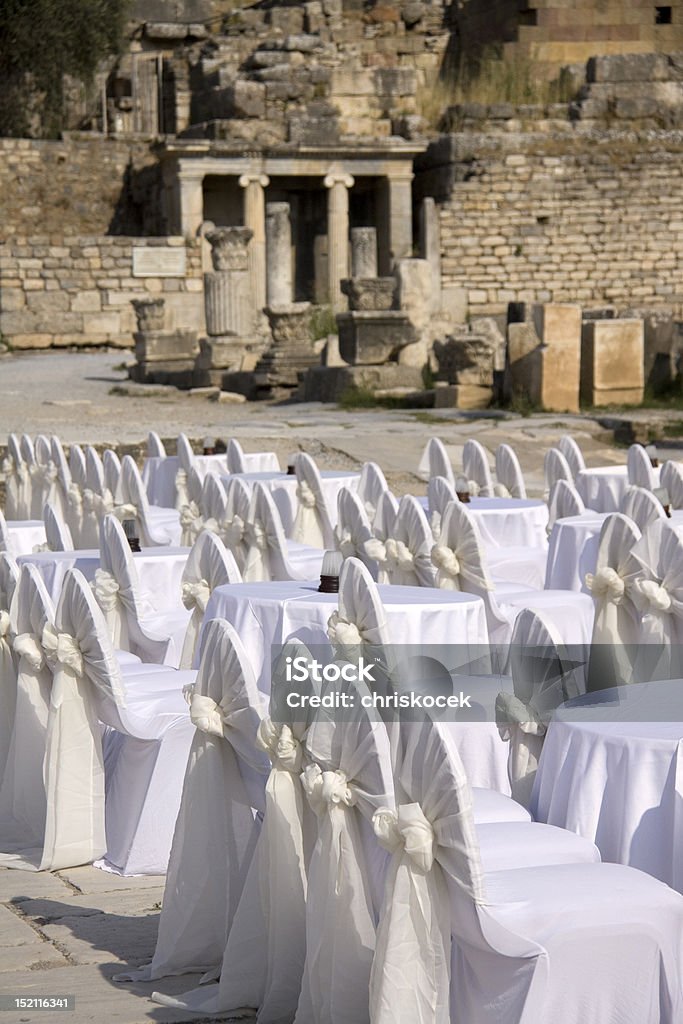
118 618 269 982
544 447 573 493
49 436 71 521
372 490 398 543
180 531 242 669
30 436 58 520
494 443 527 499
661 460 683 509
418 437 455 487
244 483 310 582
81 447 112 549
585 512 641 690
547 479 585 535
357 461 389 521
199 472 228 536
620 484 666 533
65 444 86 546
179 465 205 547
0 565 55 855
147 431 166 458
627 443 656 489
463 439 495 497
117 455 176 547
227 438 247 474
175 433 196 512
102 449 121 505
427 474 457 539
43 502 74 552
328 555 394 654
630 519 683 679
0 554 19 783
335 486 376 574
496 609 583 808
223 476 251 572
292 453 335 550
3 435 22 520
95 514 185 666
558 434 586 479
0 510 9 554
367 494 436 587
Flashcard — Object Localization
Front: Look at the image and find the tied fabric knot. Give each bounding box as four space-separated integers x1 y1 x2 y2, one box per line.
385 538 414 571
430 510 442 540
190 693 227 738
17 463 29 484
113 502 137 521
297 479 317 509
67 484 83 509
467 479 481 497
41 623 83 674
246 520 268 552
180 502 201 530
257 719 303 773
634 578 673 613
302 763 356 815
13 631 44 670
364 499 377 521
38 461 57 484
364 537 388 566
334 527 356 559
0 610 12 654
201 517 219 536
2 456 13 475
182 578 211 612
327 610 363 647
175 467 188 490
431 544 461 579
222 514 244 547
92 569 120 613
585 566 626 604
82 488 97 513
372 803 435 874
495 691 546 740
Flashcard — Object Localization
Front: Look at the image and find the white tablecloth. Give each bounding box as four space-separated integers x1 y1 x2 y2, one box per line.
143 452 280 508
533 679 683 891
203 580 488 693
220 470 361 536
545 512 608 592
421 495 548 549
576 465 662 513
17 547 190 613
5 520 47 558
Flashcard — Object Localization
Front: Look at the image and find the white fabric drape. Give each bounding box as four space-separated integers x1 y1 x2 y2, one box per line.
627 443 656 489
43 503 74 552
335 486 376 575
102 449 121 506
199 472 228 536
292 453 335 550
427 474 457 540
495 444 527 499
223 476 251 572
547 479 585 535
357 462 389 522
227 438 247 474
463 439 495 497
366 495 436 587
629 519 683 680
49 436 71 522
179 531 242 669
0 554 20 783
147 431 166 458
117 455 179 547
558 435 586 479
620 484 666 533
244 483 319 583
418 437 455 487
174 433 195 512
544 447 573 493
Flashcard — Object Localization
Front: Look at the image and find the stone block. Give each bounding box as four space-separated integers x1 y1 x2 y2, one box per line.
581 318 644 407
226 80 266 118
0 288 26 311
433 333 495 386
337 310 418 365
26 289 69 313
507 303 581 413
434 382 493 410
71 290 102 312
587 53 671 84
440 285 468 323
394 259 432 331
300 363 424 402
134 330 199 364
340 277 395 311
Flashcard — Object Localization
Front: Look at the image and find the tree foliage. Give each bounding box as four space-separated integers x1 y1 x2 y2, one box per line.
0 0 130 137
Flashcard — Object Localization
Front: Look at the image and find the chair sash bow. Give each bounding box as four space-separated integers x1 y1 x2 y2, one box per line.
585 566 626 604
495 691 546 740
13 631 45 670
182 578 211 612
41 623 83 674
92 569 120 612
634 578 673 613
297 480 317 509
190 692 228 738
327 610 364 646
257 718 303 773
373 803 435 874
301 764 356 814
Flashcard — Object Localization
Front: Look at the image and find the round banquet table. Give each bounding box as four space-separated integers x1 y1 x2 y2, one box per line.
220 470 361 537
5 520 47 558
545 511 608 592
17 546 190 613
576 465 662 513
143 451 280 508
532 679 683 892
421 496 548 549
203 579 489 693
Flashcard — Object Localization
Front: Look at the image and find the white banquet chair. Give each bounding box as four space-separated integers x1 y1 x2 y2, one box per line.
558 434 586 479
49 436 71 521
291 452 335 549
179 531 242 669
42 502 74 552
102 449 121 505
199 472 228 536
117 618 269 981
372 490 398 541
226 437 247 473
147 431 166 458
81 446 112 549
418 436 455 487
179 465 205 547
31 435 58 521
427 474 457 539
0 553 19 783
357 461 389 521
116 455 181 547
175 433 196 511
494 443 527 499
20 435 37 520
3 434 22 520
628 442 657 490
244 482 322 583
223 476 251 572
463 438 495 497
620 484 666 533
544 446 573 495
366 494 436 587
662 460 683 509
94 514 190 667
66 443 87 545
335 486 376 574
546 479 585 535
629 519 683 681
369 711 683 1024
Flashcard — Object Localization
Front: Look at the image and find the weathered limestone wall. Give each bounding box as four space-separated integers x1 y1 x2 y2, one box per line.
417 129 683 319
0 237 203 349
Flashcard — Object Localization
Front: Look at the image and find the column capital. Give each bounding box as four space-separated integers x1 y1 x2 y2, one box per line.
239 173 270 189
324 172 355 190
388 171 415 184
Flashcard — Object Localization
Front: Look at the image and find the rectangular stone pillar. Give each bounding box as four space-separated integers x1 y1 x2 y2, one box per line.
240 173 269 313
265 202 293 307
419 197 442 314
351 227 378 278
508 303 581 413
581 318 644 406
325 173 354 311
387 173 414 266
177 170 205 238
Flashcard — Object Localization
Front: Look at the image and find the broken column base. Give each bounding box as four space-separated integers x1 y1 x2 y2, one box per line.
337 311 417 365
298 364 424 403
129 330 199 387
192 334 265 395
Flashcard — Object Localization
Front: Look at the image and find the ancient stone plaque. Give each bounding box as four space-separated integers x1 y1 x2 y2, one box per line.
132 247 187 277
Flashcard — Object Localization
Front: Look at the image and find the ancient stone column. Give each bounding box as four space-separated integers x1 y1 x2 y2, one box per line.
387 172 414 265
265 202 293 307
204 227 253 337
239 173 270 312
419 196 442 313
324 173 354 311
351 227 378 278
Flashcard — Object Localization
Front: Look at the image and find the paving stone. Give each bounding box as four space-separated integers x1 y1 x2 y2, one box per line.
58 866 166 894
0 869 73 904
0 943 69 972
19 888 165 925
0 904 44 946
41 912 160 966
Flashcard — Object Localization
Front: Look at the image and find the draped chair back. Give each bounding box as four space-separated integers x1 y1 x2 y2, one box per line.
369 712 485 1024
37 568 125 870
20 434 35 468
620 484 666 533
31 436 58 519
223 476 251 572
117 455 168 547
102 449 121 505
180 465 205 547
547 479 585 535
180 531 242 669
662 460 683 509
132 618 269 983
0 553 20 782
463 439 494 497
244 482 293 582
200 472 228 534
68 443 86 489
357 461 389 521
81 447 111 549
292 452 335 549
558 434 586 479
0 509 9 554
494 443 527 499
227 438 246 474
335 486 375 573
544 447 573 493
147 431 166 458
427 474 457 540
627 443 656 490
43 502 74 552
496 609 581 808
66 444 86 546
328 555 394 656
0 564 56 849
418 436 455 487
297 675 394 1023
585 512 641 690
5 434 28 520
35 435 51 466
175 433 196 511
50 436 71 521
372 489 399 552
370 494 436 587
629 519 683 679
95 514 169 663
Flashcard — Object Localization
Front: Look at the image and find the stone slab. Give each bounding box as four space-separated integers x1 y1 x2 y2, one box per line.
0 903 44 946
337 311 417 365
581 318 644 406
299 363 423 402
0 943 69 973
0 869 73 904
